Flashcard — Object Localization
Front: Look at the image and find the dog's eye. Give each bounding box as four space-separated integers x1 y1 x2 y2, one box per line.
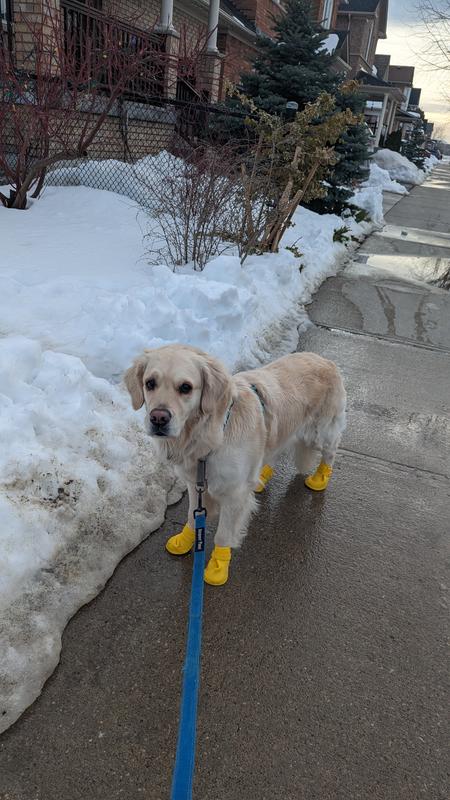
179 383 192 395
145 378 156 391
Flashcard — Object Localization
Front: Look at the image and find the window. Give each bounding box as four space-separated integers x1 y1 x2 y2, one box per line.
322 0 334 29
0 0 13 52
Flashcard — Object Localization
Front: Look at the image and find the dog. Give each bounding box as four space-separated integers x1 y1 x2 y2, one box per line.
124 344 346 586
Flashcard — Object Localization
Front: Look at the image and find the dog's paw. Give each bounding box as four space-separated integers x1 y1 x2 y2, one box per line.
304 462 333 492
166 524 195 555
255 464 274 493
204 546 231 586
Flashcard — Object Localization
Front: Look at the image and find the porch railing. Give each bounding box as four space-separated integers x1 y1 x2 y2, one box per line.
60 0 165 102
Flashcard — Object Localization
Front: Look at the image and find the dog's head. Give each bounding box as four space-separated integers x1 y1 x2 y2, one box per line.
124 344 233 439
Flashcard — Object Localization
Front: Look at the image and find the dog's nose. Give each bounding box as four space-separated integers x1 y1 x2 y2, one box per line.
150 408 172 427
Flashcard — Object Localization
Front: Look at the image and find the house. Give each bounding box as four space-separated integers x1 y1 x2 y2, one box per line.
333 1 429 146
335 0 388 77
0 0 348 162
4 0 347 104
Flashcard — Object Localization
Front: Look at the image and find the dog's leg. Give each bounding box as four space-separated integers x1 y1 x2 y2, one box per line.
204 489 257 586
304 412 345 492
166 484 219 556
255 460 274 493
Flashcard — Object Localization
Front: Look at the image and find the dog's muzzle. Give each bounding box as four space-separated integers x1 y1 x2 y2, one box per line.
149 407 172 436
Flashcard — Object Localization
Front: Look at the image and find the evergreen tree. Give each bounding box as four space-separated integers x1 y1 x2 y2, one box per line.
313 87 371 214
401 123 426 169
236 0 370 215
240 0 339 113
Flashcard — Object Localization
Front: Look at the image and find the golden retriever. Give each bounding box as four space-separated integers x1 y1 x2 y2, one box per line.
124 345 346 585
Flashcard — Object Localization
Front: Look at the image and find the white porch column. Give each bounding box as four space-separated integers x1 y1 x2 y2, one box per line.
158 0 175 32
374 92 389 147
207 0 220 53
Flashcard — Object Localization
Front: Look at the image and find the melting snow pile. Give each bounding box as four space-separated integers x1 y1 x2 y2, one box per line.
0 335 181 733
0 166 373 732
372 148 426 185
364 162 408 195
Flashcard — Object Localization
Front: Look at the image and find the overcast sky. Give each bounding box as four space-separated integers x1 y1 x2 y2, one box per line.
376 0 450 141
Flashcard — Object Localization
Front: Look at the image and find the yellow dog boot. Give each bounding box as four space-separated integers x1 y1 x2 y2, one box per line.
166 524 195 555
255 464 274 493
304 461 333 492
204 546 231 586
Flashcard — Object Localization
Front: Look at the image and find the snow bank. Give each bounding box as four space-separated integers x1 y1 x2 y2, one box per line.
0 335 182 733
364 162 408 195
424 154 439 173
0 185 371 377
372 148 426 185
46 151 185 208
350 184 384 226
0 178 372 732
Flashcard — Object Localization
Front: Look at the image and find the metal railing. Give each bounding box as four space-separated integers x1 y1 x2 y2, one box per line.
61 0 165 101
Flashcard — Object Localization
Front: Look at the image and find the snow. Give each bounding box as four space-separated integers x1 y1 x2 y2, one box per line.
0 167 373 732
0 336 182 732
364 163 408 195
424 154 439 173
46 152 185 208
320 33 340 55
372 148 426 185
350 184 384 226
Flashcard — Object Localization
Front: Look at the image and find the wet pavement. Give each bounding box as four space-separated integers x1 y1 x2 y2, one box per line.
1 165 449 800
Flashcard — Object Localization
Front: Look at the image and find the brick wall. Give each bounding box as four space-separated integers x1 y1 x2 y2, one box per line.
335 5 384 76
233 0 282 37
218 31 256 86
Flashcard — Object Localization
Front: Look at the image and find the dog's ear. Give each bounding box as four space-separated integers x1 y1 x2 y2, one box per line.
200 355 232 417
124 354 148 410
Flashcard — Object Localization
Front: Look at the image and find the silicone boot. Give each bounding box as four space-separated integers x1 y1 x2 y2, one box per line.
204 546 232 586
304 461 333 492
166 524 195 555
255 464 274 493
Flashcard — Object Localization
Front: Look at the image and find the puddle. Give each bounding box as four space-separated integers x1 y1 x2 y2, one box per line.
350 253 450 288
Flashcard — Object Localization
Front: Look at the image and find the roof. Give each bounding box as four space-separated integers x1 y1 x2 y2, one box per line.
339 1 380 11
357 69 404 101
338 0 388 36
334 29 349 48
357 69 392 88
220 0 256 33
388 65 415 85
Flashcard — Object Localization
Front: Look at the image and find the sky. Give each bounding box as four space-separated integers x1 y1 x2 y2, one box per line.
376 0 450 141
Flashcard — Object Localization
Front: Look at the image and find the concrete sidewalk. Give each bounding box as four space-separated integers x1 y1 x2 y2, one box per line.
1 166 449 800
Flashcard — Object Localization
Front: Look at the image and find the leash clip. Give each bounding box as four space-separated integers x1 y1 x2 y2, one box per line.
195 457 208 514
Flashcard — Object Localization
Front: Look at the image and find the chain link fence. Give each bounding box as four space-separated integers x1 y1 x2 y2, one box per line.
45 97 250 211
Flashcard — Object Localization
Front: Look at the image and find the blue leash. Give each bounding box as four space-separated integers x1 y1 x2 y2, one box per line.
170 461 207 800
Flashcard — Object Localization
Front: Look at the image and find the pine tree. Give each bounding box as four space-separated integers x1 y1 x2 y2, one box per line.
401 123 426 169
236 0 370 215
313 86 371 214
240 0 339 113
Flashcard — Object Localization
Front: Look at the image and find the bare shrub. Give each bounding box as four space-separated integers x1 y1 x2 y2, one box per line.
142 92 358 270
143 143 243 270
231 92 358 262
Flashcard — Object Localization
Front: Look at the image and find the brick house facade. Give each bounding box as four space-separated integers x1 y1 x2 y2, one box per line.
1 0 344 162
335 0 388 76
2 0 344 99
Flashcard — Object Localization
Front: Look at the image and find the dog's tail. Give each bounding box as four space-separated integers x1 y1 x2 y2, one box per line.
294 441 317 475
